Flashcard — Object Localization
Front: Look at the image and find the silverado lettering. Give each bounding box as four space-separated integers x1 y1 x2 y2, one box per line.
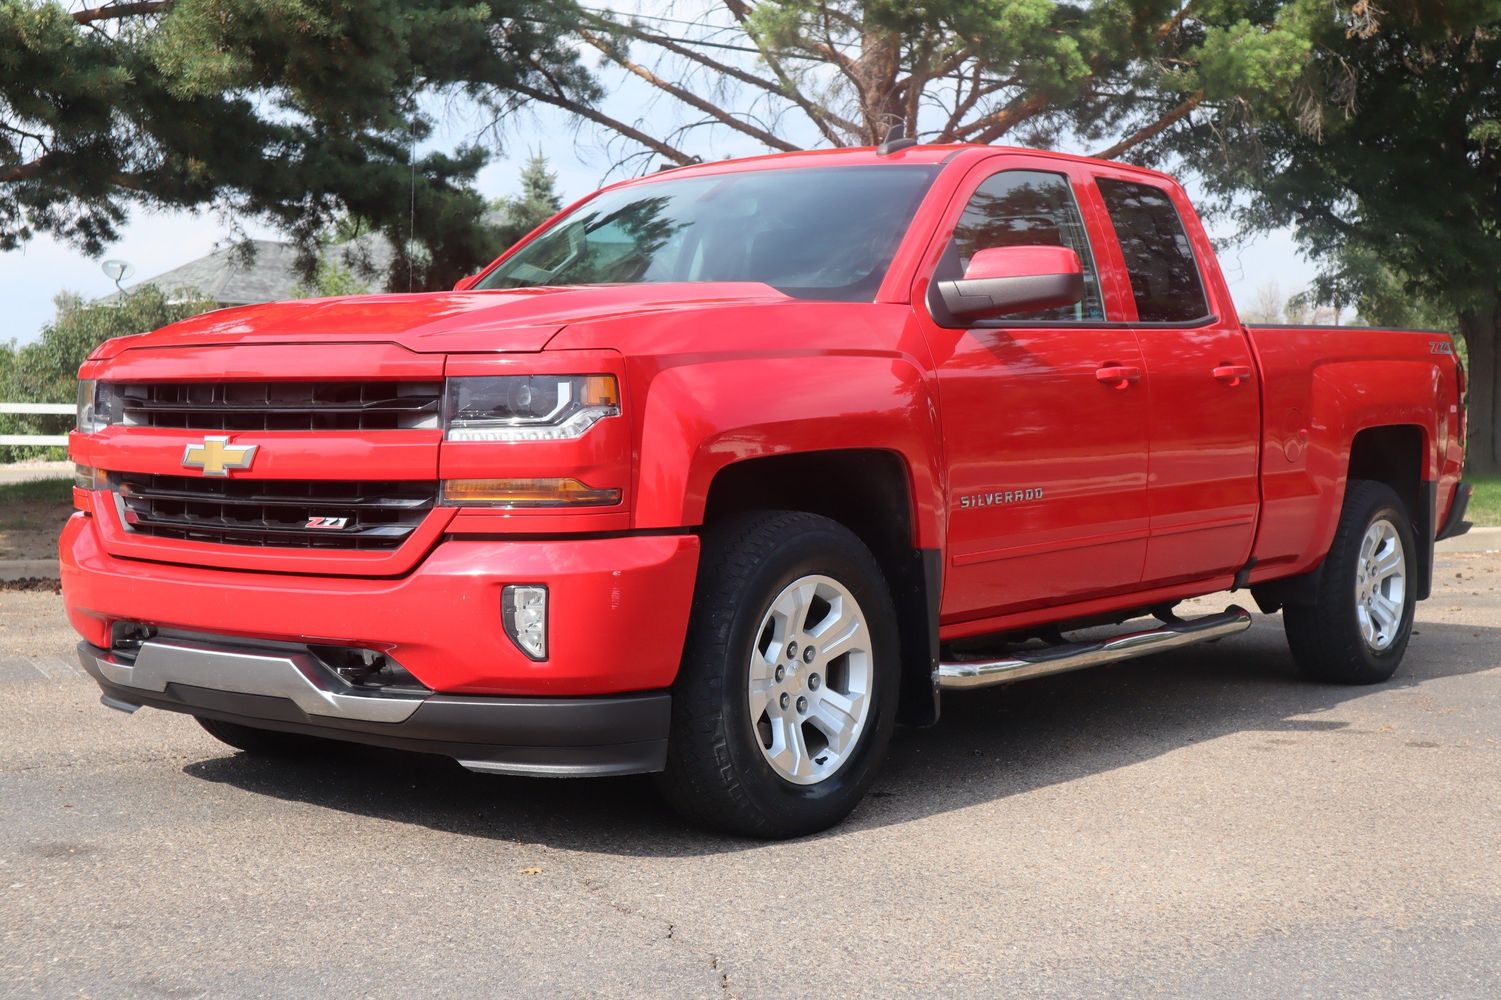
959 489 1045 508
63 144 1471 838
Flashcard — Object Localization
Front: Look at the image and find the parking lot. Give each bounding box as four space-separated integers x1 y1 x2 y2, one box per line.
2 545 1498 999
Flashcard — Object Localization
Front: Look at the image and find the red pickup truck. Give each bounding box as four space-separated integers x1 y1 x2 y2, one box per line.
63 144 1471 837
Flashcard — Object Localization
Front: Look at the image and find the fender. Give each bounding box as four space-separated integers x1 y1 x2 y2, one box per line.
549 302 948 550
1248 325 1450 585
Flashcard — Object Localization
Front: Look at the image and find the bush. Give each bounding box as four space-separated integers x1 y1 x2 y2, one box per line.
0 286 216 462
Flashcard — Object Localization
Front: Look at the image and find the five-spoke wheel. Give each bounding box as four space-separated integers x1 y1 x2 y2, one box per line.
656 511 899 838
1285 479 1417 684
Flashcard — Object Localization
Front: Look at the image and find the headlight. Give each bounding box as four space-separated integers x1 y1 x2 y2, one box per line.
444 375 619 442
75 380 118 434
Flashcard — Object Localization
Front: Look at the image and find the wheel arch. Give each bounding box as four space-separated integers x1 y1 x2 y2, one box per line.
701 449 941 726
1255 421 1435 610
1346 423 1434 600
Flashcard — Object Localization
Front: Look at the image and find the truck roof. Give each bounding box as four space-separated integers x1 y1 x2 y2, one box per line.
607 143 1179 189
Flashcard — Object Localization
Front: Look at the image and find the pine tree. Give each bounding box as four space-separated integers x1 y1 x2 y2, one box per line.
0 1 592 290
491 153 564 250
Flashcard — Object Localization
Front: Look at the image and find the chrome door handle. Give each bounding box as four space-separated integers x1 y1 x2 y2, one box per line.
1096 365 1142 389
1213 364 1253 385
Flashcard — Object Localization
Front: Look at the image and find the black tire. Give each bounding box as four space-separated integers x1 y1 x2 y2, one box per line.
195 716 321 756
656 511 900 838
1284 480 1418 684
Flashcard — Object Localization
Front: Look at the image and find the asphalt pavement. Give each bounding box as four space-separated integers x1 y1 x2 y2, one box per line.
2 551 1498 998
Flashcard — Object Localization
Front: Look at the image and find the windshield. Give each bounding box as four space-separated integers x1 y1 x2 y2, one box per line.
477 165 939 301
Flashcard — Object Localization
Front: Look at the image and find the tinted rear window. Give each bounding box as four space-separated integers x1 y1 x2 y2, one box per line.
1096 178 1209 323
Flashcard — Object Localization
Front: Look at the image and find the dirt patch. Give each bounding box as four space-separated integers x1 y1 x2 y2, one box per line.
0 477 73 560
1 577 62 593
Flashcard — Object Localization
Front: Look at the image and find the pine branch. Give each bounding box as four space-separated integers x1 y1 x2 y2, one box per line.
72 1 172 25
605 15 857 143
578 28 799 152
1157 2 1200 42
508 66 694 167
1091 91 1204 159
956 93 1050 144
1 152 60 183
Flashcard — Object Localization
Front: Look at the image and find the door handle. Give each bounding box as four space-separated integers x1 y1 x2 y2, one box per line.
1096 365 1142 389
1213 364 1253 385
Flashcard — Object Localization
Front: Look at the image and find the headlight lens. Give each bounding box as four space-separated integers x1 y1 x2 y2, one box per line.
75 379 99 433
75 380 123 433
444 375 619 442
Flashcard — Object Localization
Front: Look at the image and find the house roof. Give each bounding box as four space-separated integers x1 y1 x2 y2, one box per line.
103 234 398 307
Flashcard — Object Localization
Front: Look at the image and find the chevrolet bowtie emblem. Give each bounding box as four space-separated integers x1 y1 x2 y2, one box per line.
181 436 258 477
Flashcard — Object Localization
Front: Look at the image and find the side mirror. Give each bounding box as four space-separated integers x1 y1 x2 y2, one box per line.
935 245 1083 321
452 273 482 291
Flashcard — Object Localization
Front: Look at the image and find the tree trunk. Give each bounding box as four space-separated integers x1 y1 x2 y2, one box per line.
1459 292 1501 476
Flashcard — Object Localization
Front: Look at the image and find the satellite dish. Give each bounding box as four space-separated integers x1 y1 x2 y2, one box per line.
101 259 135 288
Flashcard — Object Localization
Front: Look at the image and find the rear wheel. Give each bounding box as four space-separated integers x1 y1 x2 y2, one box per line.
1284 480 1417 684
196 716 321 756
657 511 899 838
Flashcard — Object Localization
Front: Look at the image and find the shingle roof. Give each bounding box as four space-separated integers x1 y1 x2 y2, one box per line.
103 234 397 306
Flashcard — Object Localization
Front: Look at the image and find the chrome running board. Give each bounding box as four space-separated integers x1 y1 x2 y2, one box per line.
936 605 1252 690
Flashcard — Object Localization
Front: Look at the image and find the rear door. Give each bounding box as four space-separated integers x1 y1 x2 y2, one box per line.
914 157 1150 623
1090 173 1261 586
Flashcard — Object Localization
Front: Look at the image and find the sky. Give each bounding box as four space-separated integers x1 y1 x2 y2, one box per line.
0 3 1318 345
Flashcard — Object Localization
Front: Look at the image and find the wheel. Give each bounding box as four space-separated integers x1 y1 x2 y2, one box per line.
1284 480 1418 684
195 716 320 756
656 511 900 838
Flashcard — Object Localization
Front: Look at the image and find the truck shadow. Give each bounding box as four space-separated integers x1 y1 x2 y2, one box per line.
181 613 1501 856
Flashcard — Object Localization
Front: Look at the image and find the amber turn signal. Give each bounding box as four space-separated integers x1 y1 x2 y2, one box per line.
440 477 622 508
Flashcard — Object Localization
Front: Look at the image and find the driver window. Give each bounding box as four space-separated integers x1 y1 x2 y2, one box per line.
940 170 1105 322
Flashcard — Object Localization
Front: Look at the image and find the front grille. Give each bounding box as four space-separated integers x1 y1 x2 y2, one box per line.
112 381 443 432
112 473 437 550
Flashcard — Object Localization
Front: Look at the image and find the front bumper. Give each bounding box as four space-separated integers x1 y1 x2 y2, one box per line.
61 511 700 776
60 512 700 696
79 638 670 777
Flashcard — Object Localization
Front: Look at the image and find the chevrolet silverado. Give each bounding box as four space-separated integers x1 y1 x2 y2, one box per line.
63 143 1471 837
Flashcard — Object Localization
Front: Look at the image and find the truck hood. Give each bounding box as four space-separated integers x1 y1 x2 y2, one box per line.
89 282 793 359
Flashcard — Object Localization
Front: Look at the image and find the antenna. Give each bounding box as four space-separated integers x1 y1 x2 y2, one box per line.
408 115 416 294
101 259 135 290
877 123 918 155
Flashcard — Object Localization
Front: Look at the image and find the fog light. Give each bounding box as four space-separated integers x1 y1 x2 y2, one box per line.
502 585 548 660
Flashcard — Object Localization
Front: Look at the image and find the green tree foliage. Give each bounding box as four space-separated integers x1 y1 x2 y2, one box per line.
490 152 563 250
0 0 593 290
0 285 214 460
1143 2 1501 473
292 259 371 299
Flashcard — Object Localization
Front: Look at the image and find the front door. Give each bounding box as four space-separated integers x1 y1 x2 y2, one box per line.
916 162 1150 624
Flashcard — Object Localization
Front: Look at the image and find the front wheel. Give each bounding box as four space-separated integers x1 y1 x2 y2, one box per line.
656 511 900 838
1284 480 1418 684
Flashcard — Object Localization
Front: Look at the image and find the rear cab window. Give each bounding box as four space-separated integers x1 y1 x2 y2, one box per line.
1095 178 1210 323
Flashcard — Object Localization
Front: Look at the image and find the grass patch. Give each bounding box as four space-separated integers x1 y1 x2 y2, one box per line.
1469 475 1501 527
0 477 74 559
0 476 73 515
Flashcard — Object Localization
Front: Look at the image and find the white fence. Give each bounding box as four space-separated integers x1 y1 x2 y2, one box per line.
0 402 73 447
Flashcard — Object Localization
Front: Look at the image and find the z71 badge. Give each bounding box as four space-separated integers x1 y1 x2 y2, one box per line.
1430 340 1454 355
305 516 351 530
958 488 1044 510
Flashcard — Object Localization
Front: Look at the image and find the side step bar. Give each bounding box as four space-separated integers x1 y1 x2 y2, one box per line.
936 605 1252 690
